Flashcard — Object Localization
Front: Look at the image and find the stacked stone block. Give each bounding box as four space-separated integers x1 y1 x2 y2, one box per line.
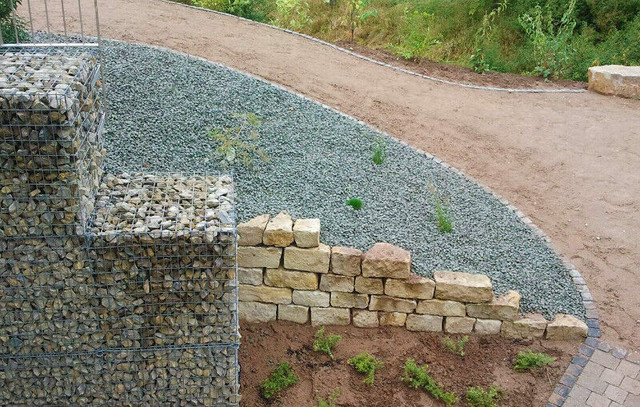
238 212 589 341
0 50 240 406
0 50 104 357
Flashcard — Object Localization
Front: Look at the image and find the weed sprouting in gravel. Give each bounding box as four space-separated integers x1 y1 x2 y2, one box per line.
371 136 387 164
443 335 469 357
433 191 453 233
313 327 342 359
348 352 383 385
466 385 502 407
346 198 363 210
401 359 458 407
514 349 555 372
260 362 299 399
208 112 269 168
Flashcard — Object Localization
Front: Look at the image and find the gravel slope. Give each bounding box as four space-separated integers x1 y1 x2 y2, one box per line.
101 41 584 320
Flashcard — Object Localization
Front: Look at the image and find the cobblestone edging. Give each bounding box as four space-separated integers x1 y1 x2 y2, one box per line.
155 0 586 94
549 338 640 407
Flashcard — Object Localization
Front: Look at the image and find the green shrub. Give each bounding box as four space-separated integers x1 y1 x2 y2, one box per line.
1 0 29 43
194 0 274 21
466 386 502 407
271 0 312 30
208 112 269 168
348 352 383 385
443 336 469 357
346 198 363 210
401 359 458 407
371 136 386 164
313 327 341 359
260 362 299 399
514 349 555 371
314 388 340 407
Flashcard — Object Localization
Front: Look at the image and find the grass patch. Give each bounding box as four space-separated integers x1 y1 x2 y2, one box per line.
260 362 299 400
443 335 469 357
346 198 363 210
514 349 555 372
466 386 502 407
371 136 387 165
313 327 342 359
434 193 453 233
401 359 458 407
347 352 384 385
315 388 340 407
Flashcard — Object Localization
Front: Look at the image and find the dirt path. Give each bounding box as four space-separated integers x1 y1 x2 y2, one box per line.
21 0 640 352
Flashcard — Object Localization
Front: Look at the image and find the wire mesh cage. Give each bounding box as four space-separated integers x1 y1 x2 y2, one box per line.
0 343 241 406
0 46 104 238
87 172 239 348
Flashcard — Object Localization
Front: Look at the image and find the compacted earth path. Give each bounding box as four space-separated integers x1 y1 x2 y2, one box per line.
22 0 640 359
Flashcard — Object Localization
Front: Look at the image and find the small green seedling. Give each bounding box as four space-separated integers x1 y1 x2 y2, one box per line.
313 327 341 359
348 352 383 385
315 388 340 407
466 386 502 407
208 112 269 168
401 359 458 407
347 198 363 210
435 194 453 233
443 336 469 357
260 362 299 400
371 136 387 164
514 349 556 372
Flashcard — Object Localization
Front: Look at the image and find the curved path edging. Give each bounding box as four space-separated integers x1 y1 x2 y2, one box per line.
155 0 587 94
101 38 600 405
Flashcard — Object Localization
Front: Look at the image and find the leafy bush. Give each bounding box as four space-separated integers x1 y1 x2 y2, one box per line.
1 0 29 43
401 359 458 407
313 327 341 359
346 198 363 210
271 0 312 30
194 0 273 21
260 362 299 399
315 388 340 407
347 0 378 42
208 112 269 168
348 352 383 385
390 8 436 60
514 349 555 371
471 0 508 73
371 136 386 164
518 0 577 78
466 386 502 407
443 336 469 357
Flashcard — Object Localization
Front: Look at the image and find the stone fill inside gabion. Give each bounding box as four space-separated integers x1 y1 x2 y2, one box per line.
88 173 239 347
0 49 104 238
0 344 240 406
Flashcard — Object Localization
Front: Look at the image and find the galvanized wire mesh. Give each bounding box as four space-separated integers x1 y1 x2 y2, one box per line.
0 49 240 406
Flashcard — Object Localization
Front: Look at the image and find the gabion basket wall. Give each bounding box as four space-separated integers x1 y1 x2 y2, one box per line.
0 48 240 406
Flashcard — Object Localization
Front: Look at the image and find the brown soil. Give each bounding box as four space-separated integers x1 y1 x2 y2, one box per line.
239 322 578 406
334 41 586 90
22 0 640 356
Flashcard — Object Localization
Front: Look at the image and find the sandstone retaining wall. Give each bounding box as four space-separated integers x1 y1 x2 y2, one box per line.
238 212 588 341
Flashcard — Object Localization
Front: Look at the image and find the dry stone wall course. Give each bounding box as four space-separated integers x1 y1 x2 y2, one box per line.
238 213 586 342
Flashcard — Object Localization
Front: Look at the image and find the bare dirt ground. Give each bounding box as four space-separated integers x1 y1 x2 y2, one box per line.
21 0 640 354
240 322 578 406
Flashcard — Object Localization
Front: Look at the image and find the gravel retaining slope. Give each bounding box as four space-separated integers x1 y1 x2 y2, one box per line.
102 41 584 320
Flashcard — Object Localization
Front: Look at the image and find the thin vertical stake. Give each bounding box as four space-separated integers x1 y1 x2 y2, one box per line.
94 0 107 112
78 0 85 40
0 23 4 45
61 0 68 37
12 9 20 44
27 0 35 35
44 0 51 33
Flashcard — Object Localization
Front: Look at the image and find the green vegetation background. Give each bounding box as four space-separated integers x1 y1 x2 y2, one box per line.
171 0 640 81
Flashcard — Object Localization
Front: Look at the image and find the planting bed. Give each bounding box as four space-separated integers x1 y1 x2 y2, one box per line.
99 40 584 320
239 321 579 406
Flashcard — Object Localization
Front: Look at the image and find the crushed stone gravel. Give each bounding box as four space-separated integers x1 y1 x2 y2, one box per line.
99 40 584 320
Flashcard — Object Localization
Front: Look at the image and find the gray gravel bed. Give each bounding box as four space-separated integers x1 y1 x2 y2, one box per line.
99 40 584 320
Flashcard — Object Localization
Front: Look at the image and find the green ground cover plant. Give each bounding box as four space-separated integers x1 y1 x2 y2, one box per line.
466 386 502 407
313 327 341 359
260 362 299 399
314 388 340 407
401 359 458 407
443 336 469 357
171 0 640 81
346 198 363 210
514 349 555 371
208 112 269 168
347 352 383 385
